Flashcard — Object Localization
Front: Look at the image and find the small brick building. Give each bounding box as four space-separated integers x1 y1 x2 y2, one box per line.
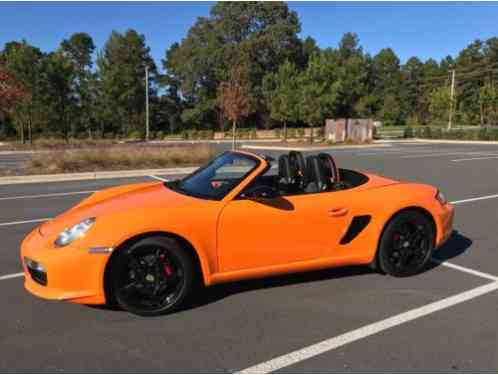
324 118 374 143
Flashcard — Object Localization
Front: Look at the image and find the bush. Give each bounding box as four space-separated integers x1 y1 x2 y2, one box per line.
128 130 143 140
422 126 432 138
287 128 296 139
198 130 214 140
404 127 414 138
432 127 443 139
275 128 281 139
182 129 199 140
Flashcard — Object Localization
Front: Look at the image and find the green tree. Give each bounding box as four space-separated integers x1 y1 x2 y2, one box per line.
262 60 300 140
61 32 96 137
455 40 485 125
428 86 451 125
479 81 498 125
298 52 339 143
96 29 156 137
370 48 404 124
164 2 303 129
334 33 370 117
42 51 77 140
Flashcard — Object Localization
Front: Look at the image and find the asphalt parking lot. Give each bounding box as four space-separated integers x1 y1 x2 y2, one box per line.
0 141 497 372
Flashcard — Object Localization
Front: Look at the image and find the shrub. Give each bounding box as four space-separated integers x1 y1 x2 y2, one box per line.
422 126 432 138
198 130 214 140
404 127 414 138
432 127 443 139
128 130 143 139
287 128 296 139
275 128 281 139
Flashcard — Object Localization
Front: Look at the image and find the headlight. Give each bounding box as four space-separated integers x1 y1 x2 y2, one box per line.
54 218 96 247
435 190 447 205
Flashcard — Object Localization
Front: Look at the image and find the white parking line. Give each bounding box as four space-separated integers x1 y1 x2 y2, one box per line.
433 259 498 282
0 190 95 201
149 175 169 182
355 148 438 156
239 281 498 373
0 218 51 227
0 272 24 281
452 156 498 162
450 193 498 205
400 151 479 159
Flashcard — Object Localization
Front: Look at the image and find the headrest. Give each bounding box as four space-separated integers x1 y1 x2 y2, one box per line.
305 155 328 192
278 154 293 185
288 151 306 178
318 153 340 183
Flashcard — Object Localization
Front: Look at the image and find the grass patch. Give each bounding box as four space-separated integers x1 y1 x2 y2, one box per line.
29 145 215 174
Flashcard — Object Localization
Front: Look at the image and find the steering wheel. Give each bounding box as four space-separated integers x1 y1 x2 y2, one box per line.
240 185 279 199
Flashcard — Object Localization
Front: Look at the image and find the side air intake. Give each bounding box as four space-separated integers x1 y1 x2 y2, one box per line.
340 215 371 245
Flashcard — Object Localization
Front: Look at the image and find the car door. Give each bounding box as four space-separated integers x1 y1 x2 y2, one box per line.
217 191 352 273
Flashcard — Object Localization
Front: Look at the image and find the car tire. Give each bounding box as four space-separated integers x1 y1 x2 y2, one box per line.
110 236 194 316
378 210 435 277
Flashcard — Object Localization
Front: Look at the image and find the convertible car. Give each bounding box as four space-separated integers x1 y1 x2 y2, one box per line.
21 150 454 316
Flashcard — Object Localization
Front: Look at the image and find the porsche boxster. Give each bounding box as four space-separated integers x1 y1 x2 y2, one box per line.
21 150 454 315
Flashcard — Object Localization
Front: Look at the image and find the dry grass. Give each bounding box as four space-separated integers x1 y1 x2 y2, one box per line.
29 145 215 174
0 138 119 151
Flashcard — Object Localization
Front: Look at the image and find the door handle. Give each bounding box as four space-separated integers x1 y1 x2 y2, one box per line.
328 208 348 217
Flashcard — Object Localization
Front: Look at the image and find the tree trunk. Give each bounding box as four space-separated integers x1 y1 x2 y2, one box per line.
232 119 237 151
28 120 32 145
28 103 33 145
20 122 25 144
480 100 484 127
283 120 287 142
309 126 314 144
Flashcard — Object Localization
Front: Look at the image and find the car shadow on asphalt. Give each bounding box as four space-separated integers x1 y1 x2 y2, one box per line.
428 230 473 265
185 230 473 311
184 265 372 311
89 230 473 315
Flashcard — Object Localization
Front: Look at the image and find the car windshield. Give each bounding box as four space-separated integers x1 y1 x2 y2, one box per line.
166 152 260 200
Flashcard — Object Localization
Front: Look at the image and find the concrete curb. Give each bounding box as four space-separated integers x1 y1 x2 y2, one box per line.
0 150 38 155
0 167 198 186
241 143 392 152
410 138 498 145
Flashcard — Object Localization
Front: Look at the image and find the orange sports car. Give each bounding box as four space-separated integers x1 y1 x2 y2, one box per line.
21 150 454 316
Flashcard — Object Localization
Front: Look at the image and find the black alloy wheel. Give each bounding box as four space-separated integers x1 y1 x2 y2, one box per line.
378 210 435 277
111 236 194 316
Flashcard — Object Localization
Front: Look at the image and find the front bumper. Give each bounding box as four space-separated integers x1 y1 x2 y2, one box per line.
21 227 110 305
434 202 455 248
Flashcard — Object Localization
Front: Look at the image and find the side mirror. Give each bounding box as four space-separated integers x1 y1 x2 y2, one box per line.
240 186 279 200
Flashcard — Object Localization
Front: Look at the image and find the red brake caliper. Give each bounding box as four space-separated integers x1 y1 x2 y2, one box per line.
159 254 173 277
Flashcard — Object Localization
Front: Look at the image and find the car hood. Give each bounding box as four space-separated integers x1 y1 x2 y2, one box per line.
38 182 198 237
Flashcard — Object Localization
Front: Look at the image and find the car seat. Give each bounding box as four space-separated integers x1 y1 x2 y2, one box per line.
304 155 328 193
277 154 293 193
288 151 306 193
318 153 340 189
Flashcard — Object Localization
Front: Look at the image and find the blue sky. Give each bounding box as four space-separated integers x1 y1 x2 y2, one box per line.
1 1 497 71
